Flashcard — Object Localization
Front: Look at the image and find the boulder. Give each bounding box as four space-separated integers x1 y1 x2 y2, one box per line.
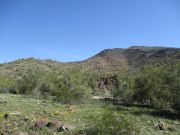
34 119 48 129
10 131 28 135
57 125 67 132
46 120 62 128
0 99 7 104
9 111 22 116
18 132 29 135
154 120 166 130
3 113 9 120
129 131 135 135
3 111 22 120
57 124 74 132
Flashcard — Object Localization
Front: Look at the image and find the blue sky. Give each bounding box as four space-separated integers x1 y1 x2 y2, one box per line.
0 0 180 63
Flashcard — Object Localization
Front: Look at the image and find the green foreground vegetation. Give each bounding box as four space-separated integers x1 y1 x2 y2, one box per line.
0 59 180 134
0 94 179 135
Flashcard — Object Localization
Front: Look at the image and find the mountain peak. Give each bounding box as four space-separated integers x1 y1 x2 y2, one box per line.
128 46 176 50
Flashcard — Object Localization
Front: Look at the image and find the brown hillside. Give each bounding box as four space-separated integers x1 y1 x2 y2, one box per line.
0 46 180 77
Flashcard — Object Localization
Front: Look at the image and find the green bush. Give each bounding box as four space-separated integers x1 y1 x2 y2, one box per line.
16 68 42 95
133 62 180 112
84 71 99 94
85 111 139 135
0 75 16 93
112 72 135 103
133 67 165 107
45 69 92 104
16 68 92 104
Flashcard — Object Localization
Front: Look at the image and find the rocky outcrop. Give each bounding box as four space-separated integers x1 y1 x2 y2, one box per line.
96 75 118 92
125 46 180 69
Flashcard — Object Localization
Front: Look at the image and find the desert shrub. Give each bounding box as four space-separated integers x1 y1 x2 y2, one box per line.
15 67 92 103
54 84 91 104
15 68 43 95
133 62 180 112
13 66 92 103
169 63 180 112
84 71 100 94
112 72 135 103
133 67 164 107
33 83 51 99
47 69 91 104
85 111 139 135
0 75 16 93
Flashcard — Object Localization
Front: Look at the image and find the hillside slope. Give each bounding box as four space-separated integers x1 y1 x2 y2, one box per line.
0 46 180 77
67 46 180 72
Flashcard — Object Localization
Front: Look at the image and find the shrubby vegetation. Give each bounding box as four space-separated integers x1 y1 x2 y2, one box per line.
0 60 180 111
41 69 92 104
16 68 43 95
85 110 140 135
0 75 16 93
133 63 180 112
113 62 180 112
0 67 93 104
112 72 135 103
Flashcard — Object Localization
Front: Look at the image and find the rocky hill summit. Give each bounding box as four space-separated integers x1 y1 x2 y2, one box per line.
78 46 180 72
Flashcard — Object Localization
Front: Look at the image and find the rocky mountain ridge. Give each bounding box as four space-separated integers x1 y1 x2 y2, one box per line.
0 46 180 77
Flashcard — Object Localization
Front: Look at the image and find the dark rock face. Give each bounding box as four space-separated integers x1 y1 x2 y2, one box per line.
97 76 118 92
125 47 180 69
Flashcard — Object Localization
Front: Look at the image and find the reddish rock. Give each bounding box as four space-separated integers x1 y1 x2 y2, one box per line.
46 120 62 128
34 119 48 129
